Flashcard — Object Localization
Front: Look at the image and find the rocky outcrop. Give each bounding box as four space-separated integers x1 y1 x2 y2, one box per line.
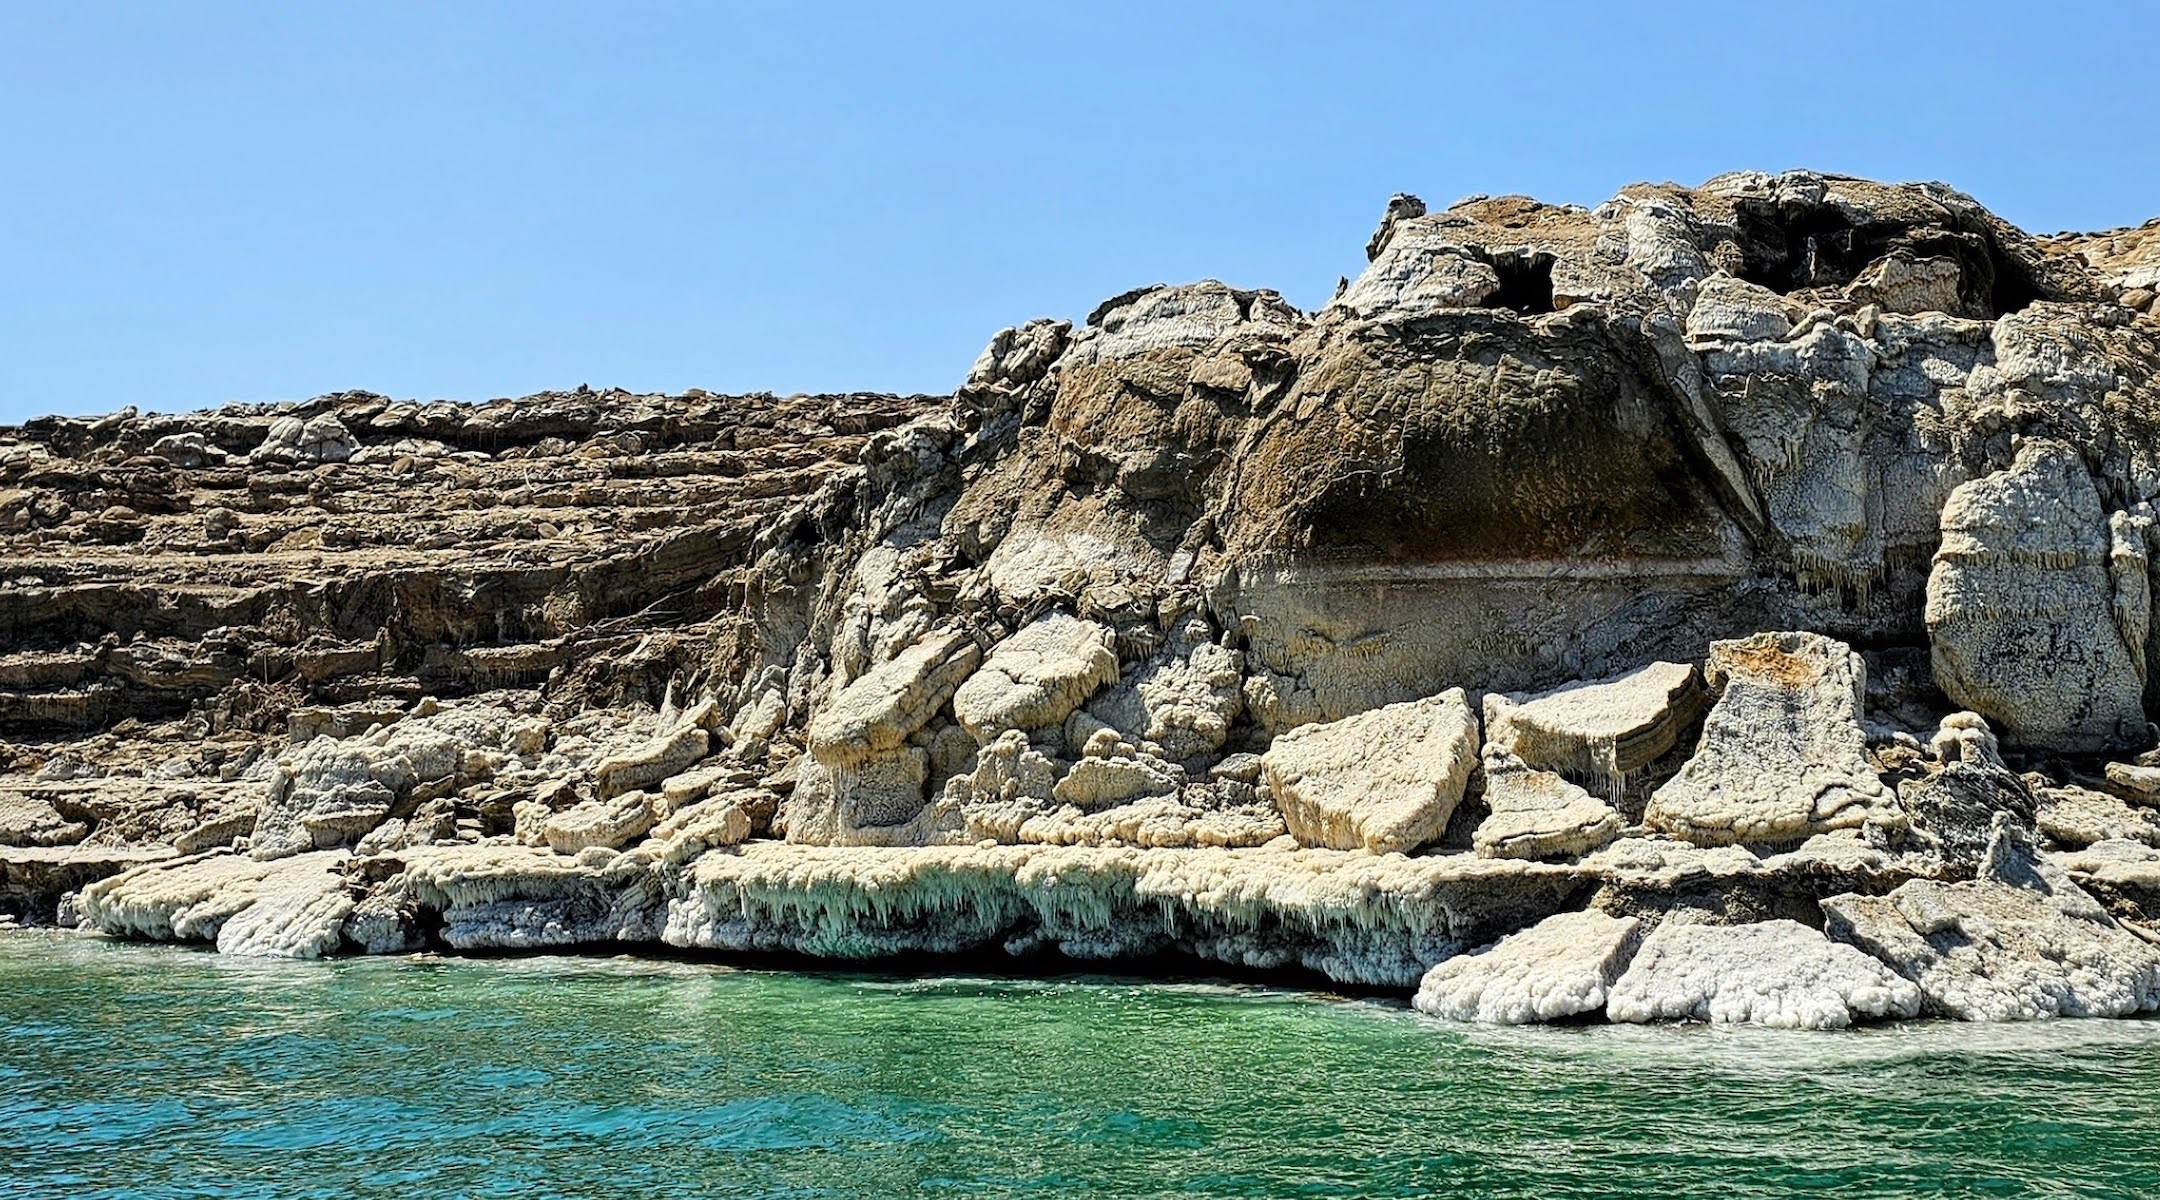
11 170 2160 1025
1822 817 2160 1020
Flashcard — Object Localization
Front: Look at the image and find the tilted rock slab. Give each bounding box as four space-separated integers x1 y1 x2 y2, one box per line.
951 614 1118 739
1262 689 1479 854
1925 439 2149 753
1413 909 1642 1023
1483 661 1705 791
1645 632 1896 846
1604 919 1922 1029
1822 818 2160 1020
793 629 984 844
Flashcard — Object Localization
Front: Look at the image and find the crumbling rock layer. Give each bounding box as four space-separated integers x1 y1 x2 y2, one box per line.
10 170 2160 1026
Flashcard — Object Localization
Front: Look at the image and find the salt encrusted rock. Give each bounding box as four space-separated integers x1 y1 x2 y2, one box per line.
2104 762 2160 806
1472 754 1622 860
2035 784 2160 849
1823 816 2160 1020
1413 910 1642 1023
1052 740 1183 811
1925 439 2150 753
1001 793 1286 849
807 629 983 763
387 843 668 949
251 702 546 860
544 791 659 855
1484 662 1706 790
594 721 709 799
0 792 88 847
641 791 762 867
1644 633 1896 846
1899 761 2034 863
1262 689 1479 854
1684 273 1799 344
951 614 1118 740
1604 919 1921 1028
1085 627 1245 763
214 877 356 958
664 840 1584 986
79 850 353 958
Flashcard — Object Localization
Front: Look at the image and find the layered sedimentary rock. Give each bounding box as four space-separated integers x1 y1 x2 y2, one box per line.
9 171 2160 1023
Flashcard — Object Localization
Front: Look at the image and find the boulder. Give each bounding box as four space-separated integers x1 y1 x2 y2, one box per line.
1822 816 2160 1020
1604 919 1922 1028
1644 633 1896 846
1413 910 1642 1023
1925 439 2149 753
1262 689 1479 854
951 614 1117 740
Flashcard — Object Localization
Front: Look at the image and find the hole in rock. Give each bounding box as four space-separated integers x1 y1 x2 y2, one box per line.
1486 252 1555 315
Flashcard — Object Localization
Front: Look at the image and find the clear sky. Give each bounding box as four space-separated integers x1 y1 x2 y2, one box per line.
4 2 2156 422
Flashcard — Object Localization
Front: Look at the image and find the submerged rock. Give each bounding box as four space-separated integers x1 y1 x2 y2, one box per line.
1603 919 1922 1029
1413 909 1642 1023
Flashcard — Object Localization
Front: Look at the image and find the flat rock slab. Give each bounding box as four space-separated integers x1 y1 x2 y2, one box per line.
1414 909 1642 1023
1605 919 1922 1029
1644 632 1895 846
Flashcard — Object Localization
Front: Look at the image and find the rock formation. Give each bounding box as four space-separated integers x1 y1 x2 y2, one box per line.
8 170 2160 1024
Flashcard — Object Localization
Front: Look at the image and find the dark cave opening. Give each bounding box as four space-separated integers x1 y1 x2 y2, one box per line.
1487 251 1556 316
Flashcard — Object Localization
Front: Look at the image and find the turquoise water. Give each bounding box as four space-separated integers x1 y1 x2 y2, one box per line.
4 934 2160 1199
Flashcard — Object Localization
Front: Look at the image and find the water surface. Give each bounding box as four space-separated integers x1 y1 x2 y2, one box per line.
4 932 2158 1198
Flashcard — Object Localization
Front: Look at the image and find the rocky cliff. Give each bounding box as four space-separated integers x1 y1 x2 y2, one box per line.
10 170 2160 1027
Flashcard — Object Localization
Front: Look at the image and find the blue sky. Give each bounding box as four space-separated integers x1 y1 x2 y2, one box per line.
4 2 2155 421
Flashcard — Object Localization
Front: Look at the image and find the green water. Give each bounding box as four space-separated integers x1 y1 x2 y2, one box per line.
4 934 2159 1199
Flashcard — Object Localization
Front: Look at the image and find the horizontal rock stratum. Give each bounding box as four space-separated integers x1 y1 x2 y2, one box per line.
11 170 2160 1027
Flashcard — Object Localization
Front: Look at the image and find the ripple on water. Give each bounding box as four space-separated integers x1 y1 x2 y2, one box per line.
2 931 2158 1199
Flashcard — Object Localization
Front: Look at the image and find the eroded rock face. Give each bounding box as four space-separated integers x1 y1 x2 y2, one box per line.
1261 689 1479 854
1926 440 2149 752
1645 633 1896 846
